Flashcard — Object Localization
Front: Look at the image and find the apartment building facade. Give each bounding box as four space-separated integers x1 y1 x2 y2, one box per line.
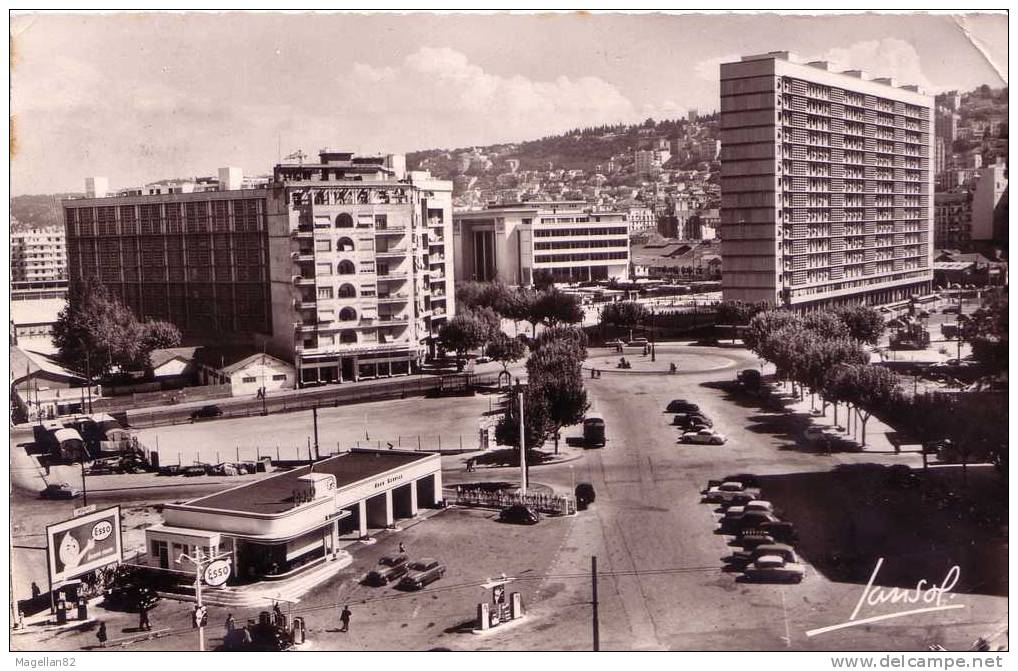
720 52 935 309
453 201 629 285
11 227 67 285
62 151 453 387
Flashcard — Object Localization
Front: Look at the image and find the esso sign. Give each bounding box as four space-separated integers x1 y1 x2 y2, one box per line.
203 559 232 587
91 520 114 542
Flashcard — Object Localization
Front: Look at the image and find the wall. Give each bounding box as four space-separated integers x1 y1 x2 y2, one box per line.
228 355 296 396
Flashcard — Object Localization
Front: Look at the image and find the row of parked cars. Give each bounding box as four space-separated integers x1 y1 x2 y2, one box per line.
701 474 805 584
362 553 447 590
666 399 728 445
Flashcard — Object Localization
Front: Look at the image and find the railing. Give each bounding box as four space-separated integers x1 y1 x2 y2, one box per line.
451 487 576 516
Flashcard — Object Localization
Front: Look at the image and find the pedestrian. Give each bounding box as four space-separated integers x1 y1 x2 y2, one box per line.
96 621 108 648
139 606 151 631
339 605 352 633
30 582 41 598
273 602 283 619
225 613 236 635
398 541 406 554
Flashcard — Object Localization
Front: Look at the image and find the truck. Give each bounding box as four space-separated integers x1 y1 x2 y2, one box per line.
889 322 931 350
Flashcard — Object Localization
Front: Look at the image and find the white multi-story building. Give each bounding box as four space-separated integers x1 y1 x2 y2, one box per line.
970 160 1007 242
453 201 630 284
720 51 935 308
11 227 67 284
62 150 454 387
626 206 657 233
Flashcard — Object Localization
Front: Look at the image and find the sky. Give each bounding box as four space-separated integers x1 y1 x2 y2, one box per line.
9 11 1008 195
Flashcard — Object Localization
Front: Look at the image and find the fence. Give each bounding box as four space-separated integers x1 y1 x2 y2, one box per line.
149 434 484 467
125 372 504 429
94 383 233 413
451 487 576 516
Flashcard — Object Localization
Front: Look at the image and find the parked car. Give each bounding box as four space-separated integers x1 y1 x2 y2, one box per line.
741 555 805 583
158 464 183 476
397 558 446 590
731 542 798 566
721 510 779 533
627 338 650 347
680 429 727 445
703 481 761 504
575 483 596 510
182 465 207 477
723 500 774 522
104 583 160 612
738 522 798 547
190 405 223 422
705 474 760 492
475 356 492 364
737 369 762 391
673 413 713 429
942 304 961 314
666 399 700 414
605 339 625 348
364 553 410 586
40 482 82 500
499 504 540 525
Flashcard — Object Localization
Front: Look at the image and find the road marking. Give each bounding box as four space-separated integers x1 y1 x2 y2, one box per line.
780 586 791 647
411 603 421 619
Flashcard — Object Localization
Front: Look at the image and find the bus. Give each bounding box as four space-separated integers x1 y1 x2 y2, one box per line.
583 413 606 448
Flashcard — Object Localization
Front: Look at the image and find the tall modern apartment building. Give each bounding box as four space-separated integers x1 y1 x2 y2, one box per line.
62 150 454 386
720 52 935 308
453 201 629 285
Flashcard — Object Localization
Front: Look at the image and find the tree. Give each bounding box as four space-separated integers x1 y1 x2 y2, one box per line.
743 310 803 354
714 301 765 326
959 293 1007 374
439 310 493 368
140 320 182 362
485 332 527 381
478 282 515 316
801 337 870 413
834 306 885 345
454 281 488 312
532 269 556 291
532 377 589 454
533 290 584 328
515 288 543 337
803 311 851 341
532 325 588 360
494 387 551 451
599 300 648 337
53 282 147 378
826 364 900 447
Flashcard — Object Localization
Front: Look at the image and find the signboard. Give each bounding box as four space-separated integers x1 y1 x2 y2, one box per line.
492 584 506 605
46 506 122 588
73 504 97 518
202 559 232 587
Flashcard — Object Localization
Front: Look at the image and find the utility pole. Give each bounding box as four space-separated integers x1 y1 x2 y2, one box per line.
84 351 93 414
178 548 211 651
312 406 320 459
518 391 528 492
79 458 88 507
591 556 600 651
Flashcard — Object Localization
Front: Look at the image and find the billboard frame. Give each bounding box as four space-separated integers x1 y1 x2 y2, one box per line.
45 505 123 593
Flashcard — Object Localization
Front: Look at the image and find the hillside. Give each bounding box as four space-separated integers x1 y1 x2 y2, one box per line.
10 193 78 231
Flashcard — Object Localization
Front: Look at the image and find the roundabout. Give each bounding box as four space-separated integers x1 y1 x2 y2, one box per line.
583 343 747 376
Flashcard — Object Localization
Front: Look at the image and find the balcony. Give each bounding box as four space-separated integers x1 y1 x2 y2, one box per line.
375 247 409 258
291 250 315 262
293 321 317 334
429 255 446 264
292 297 317 310
377 292 409 303
378 314 410 325
291 225 314 239
374 225 407 235
292 275 316 286
377 272 408 282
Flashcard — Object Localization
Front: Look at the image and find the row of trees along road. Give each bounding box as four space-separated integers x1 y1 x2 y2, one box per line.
494 326 589 455
744 305 894 447
52 282 182 382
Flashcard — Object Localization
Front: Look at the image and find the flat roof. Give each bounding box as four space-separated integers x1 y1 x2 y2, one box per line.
184 450 435 515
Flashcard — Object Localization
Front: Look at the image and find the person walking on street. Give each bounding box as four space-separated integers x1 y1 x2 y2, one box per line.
139 605 151 631
96 621 108 648
339 605 351 633
398 542 406 554
225 613 236 635
30 582 41 598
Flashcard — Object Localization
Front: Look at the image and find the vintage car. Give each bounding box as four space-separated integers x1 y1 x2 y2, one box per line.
680 429 727 445
741 554 805 583
363 553 410 586
397 559 447 590
703 481 761 504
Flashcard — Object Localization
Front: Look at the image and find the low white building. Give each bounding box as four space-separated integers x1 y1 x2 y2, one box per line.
196 350 296 396
144 449 442 583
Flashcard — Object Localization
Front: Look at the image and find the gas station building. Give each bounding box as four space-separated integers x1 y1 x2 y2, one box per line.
144 449 442 583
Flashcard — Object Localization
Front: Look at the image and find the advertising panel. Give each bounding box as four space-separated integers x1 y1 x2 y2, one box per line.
46 506 123 587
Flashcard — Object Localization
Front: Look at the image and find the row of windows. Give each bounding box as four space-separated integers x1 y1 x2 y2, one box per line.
533 238 629 251
534 251 628 263
533 227 629 237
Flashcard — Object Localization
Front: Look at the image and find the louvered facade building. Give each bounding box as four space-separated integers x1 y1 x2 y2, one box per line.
720 52 935 308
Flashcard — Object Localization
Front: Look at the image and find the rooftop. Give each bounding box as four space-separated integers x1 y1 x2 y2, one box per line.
183 450 434 514
10 298 66 326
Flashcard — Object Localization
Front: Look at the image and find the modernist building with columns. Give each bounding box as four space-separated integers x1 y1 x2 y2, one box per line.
144 449 441 583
